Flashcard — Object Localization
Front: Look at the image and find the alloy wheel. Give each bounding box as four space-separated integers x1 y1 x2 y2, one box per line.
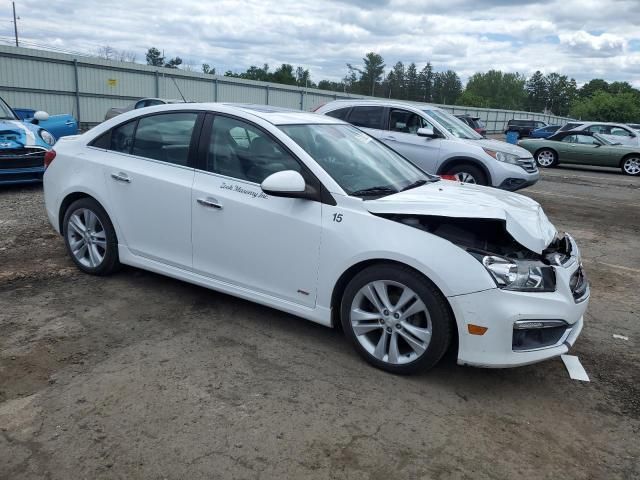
536 150 555 167
66 208 107 268
454 172 477 183
350 280 432 365
623 157 640 175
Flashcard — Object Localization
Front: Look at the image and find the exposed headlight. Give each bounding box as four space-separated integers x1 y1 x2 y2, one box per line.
475 254 556 292
483 148 519 165
39 129 55 146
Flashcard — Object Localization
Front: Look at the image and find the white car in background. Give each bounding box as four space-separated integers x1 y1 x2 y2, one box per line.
315 100 539 191
43 103 588 373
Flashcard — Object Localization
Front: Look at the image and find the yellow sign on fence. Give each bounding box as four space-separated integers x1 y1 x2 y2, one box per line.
107 78 118 87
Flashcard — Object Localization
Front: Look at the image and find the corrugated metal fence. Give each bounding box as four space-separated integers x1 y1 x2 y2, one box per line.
0 45 572 132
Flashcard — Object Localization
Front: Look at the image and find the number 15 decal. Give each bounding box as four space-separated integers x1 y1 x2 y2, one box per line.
332 213 343 223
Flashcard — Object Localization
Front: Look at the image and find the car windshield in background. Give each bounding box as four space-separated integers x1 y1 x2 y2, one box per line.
593 133 618 145
279 123 437 198
424 109 483 140
0 98 17 120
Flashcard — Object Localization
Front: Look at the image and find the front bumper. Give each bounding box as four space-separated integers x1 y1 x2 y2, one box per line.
448 241 589 368
0 166 45 185
490 159 540 191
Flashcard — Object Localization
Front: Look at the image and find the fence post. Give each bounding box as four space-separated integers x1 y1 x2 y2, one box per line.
73 59 81 124
214 78 218 102
300 90 304 110
266 85 270 105
155 71 159 97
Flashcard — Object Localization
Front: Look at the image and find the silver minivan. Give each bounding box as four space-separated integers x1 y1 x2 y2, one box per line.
315 100 539 190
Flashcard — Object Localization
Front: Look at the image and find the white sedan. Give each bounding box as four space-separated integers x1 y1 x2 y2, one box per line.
43 103 589 373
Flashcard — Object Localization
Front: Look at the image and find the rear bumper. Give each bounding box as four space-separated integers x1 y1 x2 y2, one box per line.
0 166 45 185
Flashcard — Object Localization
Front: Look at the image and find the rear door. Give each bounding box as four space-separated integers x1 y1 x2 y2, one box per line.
96 111 201 268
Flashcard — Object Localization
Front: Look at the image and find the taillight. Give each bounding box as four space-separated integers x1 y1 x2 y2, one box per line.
439 174 459 181
44 149 56 168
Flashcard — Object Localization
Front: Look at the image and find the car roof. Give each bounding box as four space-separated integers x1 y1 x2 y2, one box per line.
225 103 344 125
320 98 446 113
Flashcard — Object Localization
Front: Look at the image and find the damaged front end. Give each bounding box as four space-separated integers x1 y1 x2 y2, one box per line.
377 214 578 294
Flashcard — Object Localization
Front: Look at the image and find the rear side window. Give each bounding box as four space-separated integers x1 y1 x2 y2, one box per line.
108 120 136 153
325 107 351 120
132 113 198 166
347 106 384 129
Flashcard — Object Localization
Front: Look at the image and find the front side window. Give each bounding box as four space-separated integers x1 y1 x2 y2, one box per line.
389 109 430 134
131 113 198 166
0 97 16 120
205 115 301 183
347 106 384 129
424 109 482 140
279 123 437 197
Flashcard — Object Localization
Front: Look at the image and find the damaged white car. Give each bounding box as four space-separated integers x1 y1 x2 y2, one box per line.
43 104 589 374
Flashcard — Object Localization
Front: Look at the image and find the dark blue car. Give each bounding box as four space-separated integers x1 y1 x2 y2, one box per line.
0 96 77 185
530 125 561 139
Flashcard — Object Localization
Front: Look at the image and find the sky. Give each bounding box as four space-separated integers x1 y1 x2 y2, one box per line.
2 0 640 87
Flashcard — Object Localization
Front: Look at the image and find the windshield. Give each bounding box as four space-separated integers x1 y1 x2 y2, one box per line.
593 133 617 145
0 97 17 120
423 109 482 140
278 123 438 198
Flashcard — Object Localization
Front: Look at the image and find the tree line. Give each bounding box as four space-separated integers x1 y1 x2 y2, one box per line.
143 47 640 122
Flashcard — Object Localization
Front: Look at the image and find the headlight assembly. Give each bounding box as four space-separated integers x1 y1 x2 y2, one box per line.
483 148 520 165
39 129 56 146
473 253 556 292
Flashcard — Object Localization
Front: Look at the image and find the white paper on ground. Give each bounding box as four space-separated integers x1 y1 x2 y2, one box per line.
613 334 629 341
561 355 590 382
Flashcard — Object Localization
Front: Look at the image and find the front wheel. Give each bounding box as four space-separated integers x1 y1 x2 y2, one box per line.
621 156 640 176
340 264 453 374
444 164 488 186
63 198 121 275
535 149 557 168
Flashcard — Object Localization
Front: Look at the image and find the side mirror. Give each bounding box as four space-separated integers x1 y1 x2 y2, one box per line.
261 170 307 198
33 111 49 123
417 127 438 138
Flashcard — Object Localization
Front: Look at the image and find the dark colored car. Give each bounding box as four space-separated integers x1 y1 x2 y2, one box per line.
530 125 561 139
505 119 548 138
455 114 487 136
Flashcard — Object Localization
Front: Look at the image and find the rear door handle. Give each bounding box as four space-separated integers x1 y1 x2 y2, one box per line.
197 197 223 210
110 172 131 183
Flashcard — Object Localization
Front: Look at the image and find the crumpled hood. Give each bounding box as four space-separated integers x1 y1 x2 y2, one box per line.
0 119 41 149
365 181 557 254
473 138 534 157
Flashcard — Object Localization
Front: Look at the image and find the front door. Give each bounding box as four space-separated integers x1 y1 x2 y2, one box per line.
100 112 199 268
383 108 442 172
191 114 322 307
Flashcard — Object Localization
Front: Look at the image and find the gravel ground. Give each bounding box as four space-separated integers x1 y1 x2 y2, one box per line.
1 166 639 480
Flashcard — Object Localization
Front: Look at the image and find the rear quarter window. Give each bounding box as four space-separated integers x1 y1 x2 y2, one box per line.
325 107 351 121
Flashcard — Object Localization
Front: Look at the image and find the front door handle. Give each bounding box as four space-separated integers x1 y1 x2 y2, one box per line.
110 172 131 183
382 136 397 141
197 197 223 210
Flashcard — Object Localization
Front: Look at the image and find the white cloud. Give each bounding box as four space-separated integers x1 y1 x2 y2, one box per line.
2 0 640 86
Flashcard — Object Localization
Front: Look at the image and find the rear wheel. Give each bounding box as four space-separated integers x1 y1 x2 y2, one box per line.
621 155 640 176
340 264 453 374
535 149 557 168
445 164 487 186
63 198 120 275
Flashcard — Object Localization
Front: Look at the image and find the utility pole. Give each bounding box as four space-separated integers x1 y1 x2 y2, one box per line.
12 2 19 47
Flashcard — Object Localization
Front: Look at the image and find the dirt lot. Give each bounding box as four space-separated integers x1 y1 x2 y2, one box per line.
1 167 639 480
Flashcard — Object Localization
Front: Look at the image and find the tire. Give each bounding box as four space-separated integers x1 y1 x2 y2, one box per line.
62 197 121 275
445 163 488 186
621 155 640 176
340 264 453 374
535 148 557 168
